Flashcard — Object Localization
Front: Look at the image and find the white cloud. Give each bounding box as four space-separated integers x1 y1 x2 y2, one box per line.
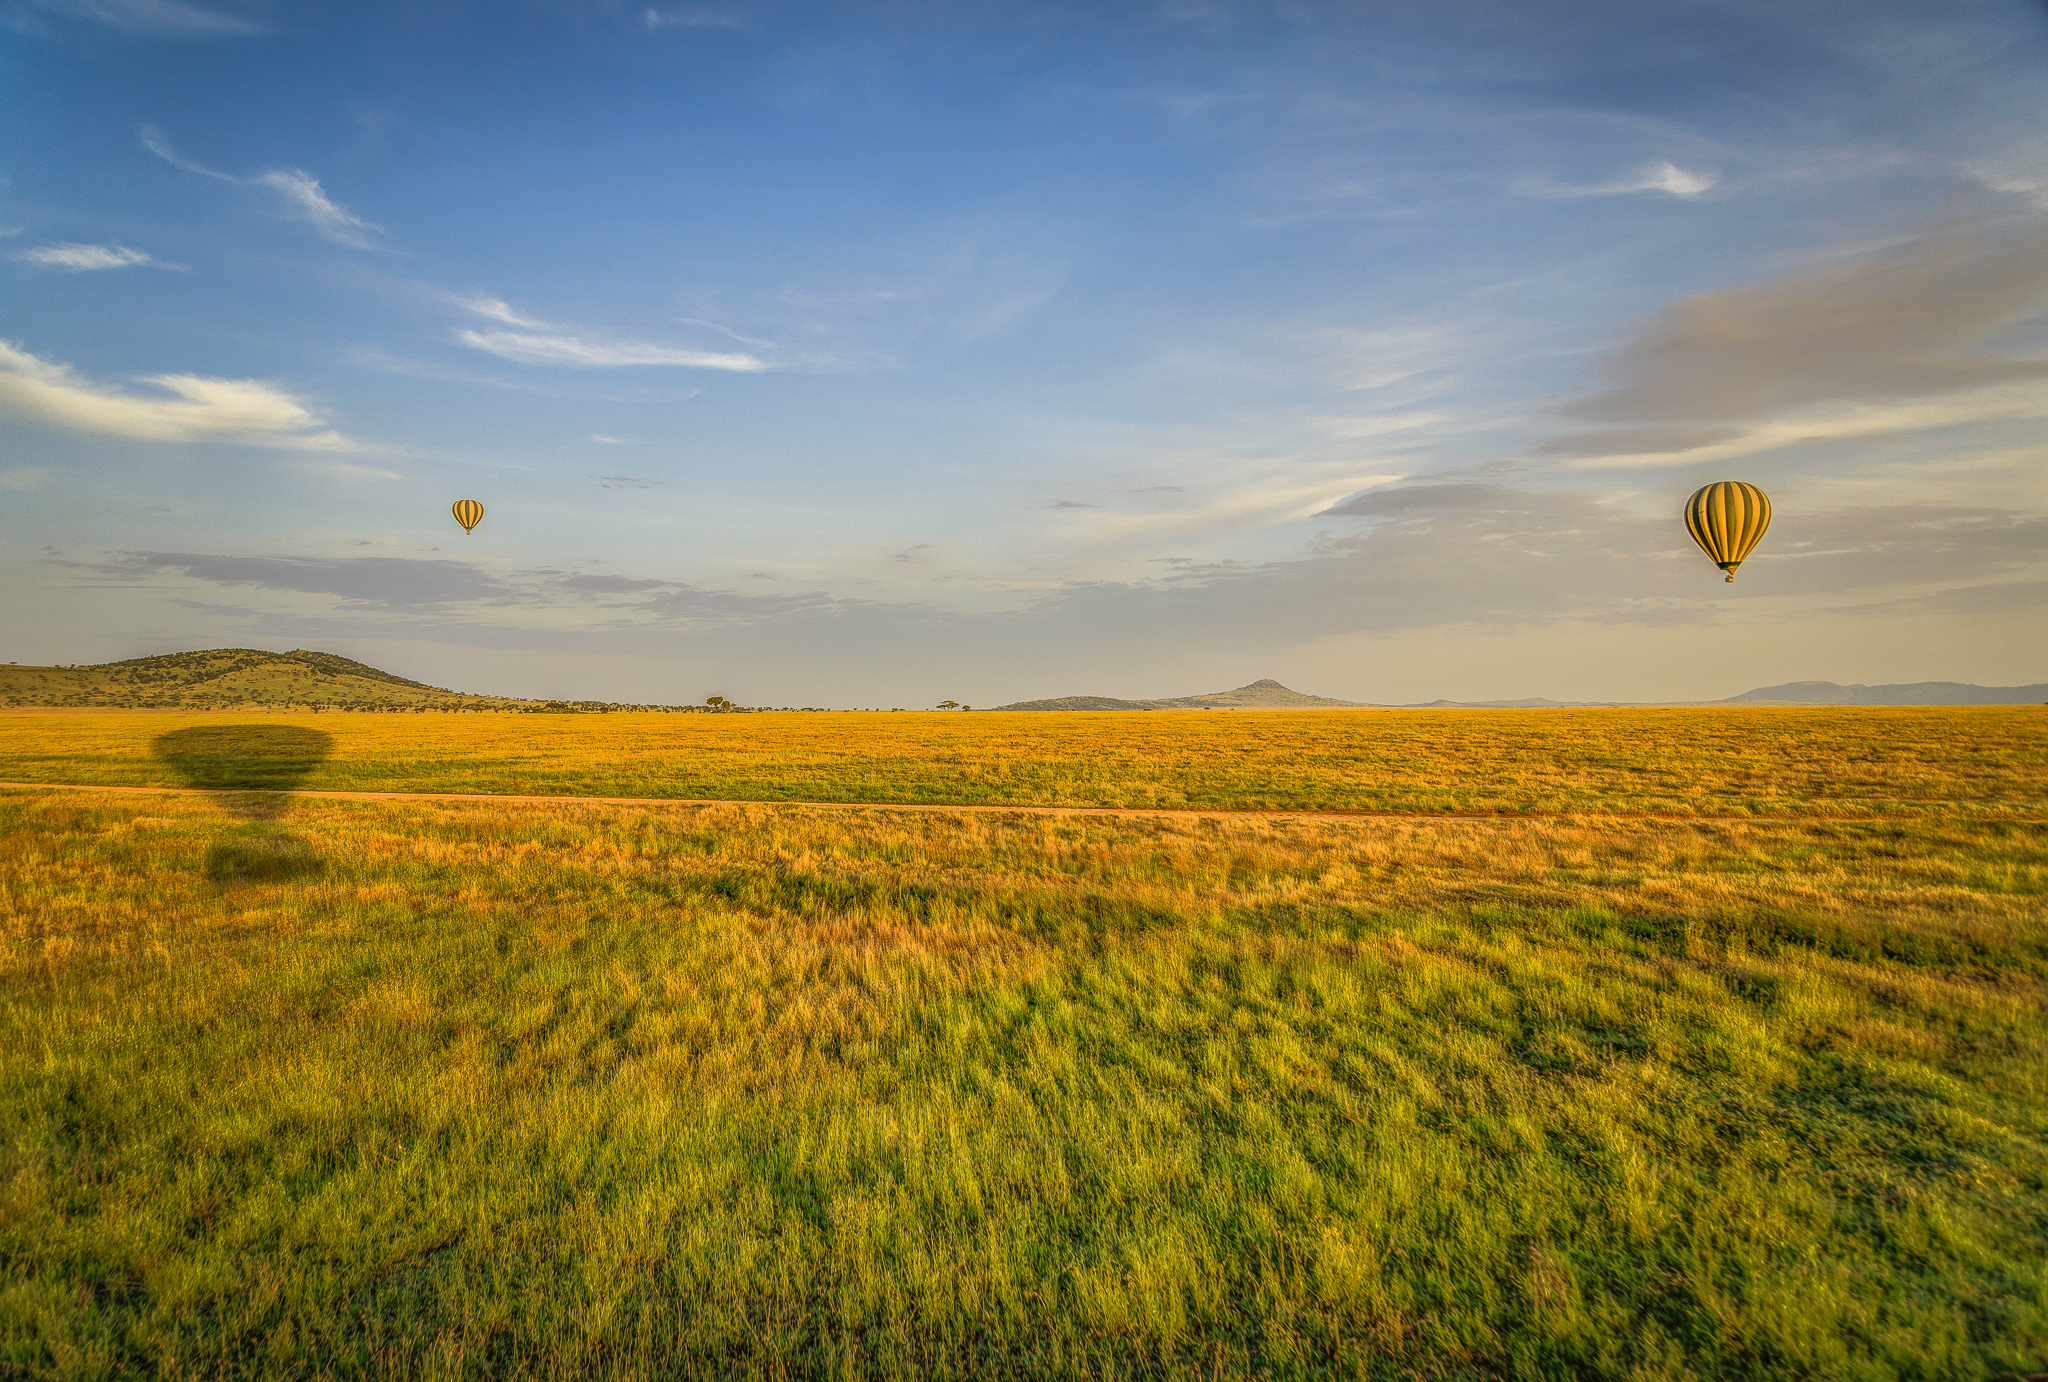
289 458 403 480
0 340 352 449
446 294 773 371
141 126 381 248
1522 160 1718 198
1961 141 2048 212
457 328 770 371
344 345 705 401
1277 323 1468 393
452 293 546 327
644 7 749 31
1 466 52 491
30 0 260 36
139 124 212 175
248 168 380 247
1965 166 2048 211
1630 162 1717 196
1047 463 1407 543
590 434 642 444
675 316 777 349
1989 179 2048 210
1558 382 2048 470
1316 411 1447 441
12 242 160 271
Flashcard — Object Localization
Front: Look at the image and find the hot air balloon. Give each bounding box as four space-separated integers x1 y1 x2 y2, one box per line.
452 499 484 535
1684 481 1770 582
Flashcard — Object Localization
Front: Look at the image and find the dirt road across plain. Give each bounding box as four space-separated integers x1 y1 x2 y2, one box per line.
2 779 2029 825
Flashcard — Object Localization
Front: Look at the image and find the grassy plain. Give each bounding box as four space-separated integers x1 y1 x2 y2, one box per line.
2 709 2046 1379
1 706 2044 817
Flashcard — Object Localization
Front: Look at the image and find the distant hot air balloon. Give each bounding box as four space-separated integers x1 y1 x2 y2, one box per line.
1684 481 1770 582
452 499 485 535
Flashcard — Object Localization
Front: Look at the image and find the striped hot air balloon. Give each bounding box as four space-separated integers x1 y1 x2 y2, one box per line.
451 499 485 535
1684 482 1770 582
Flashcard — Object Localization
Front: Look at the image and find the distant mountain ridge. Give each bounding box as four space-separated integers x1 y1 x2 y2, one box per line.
1400 682 2048 707
1730 681 2048 706
993 679 1367 711
991 677 2048 711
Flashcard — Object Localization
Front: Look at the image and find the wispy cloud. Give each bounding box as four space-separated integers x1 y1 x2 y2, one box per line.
1045 461 1407 543
449 292 772 371
142 125 381 248
137 124 226 176
0 340 352 449
1539 220 2048 463
289 458 401 481
111 553 514 608
1964 148 2048 211
1316 410 1448 441
247 169 379 247
1551 384 2048 471
1520 160 1718 199
344 345 704 401
25 0 260 36
458 328 770 371
644 7 749 31
554 573 672 595
675 316 777 348
763 243 1067 366
98 551 856 632
452 292 545 327
12 241 168 272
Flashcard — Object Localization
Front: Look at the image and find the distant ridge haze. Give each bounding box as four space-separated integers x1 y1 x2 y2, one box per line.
992 678 2048 710
1729 681 2048 706
990 679 1368 712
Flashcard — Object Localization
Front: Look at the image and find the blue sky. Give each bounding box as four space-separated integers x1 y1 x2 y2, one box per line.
3 0 2045 705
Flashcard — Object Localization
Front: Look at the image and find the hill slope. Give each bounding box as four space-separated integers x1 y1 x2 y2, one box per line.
992 678 1368 711
1731 680 2048 706
0 649 529 710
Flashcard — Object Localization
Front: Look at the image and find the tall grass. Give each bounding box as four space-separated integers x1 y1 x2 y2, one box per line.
3 780 2044 1378
2 706 2045 816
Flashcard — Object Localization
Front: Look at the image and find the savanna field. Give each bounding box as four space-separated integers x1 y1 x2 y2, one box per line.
2 709 2045 1379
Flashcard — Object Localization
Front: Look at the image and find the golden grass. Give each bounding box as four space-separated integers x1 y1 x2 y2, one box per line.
2 706 2045 816
3 743 2046 1378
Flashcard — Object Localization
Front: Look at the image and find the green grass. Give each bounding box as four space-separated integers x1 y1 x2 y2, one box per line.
3 763 2046 1378
0 650 533 712
2 707 2045 816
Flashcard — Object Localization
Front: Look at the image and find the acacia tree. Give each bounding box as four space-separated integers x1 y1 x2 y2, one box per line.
936 700 959 710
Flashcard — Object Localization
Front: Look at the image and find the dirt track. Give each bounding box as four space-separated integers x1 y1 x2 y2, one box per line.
2 779 2023 825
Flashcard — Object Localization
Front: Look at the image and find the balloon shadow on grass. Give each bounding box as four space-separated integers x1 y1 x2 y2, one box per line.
154 725 334 884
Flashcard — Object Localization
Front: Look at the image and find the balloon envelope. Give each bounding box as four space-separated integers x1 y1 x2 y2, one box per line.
1685 482 1769 582
452 499 484 535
